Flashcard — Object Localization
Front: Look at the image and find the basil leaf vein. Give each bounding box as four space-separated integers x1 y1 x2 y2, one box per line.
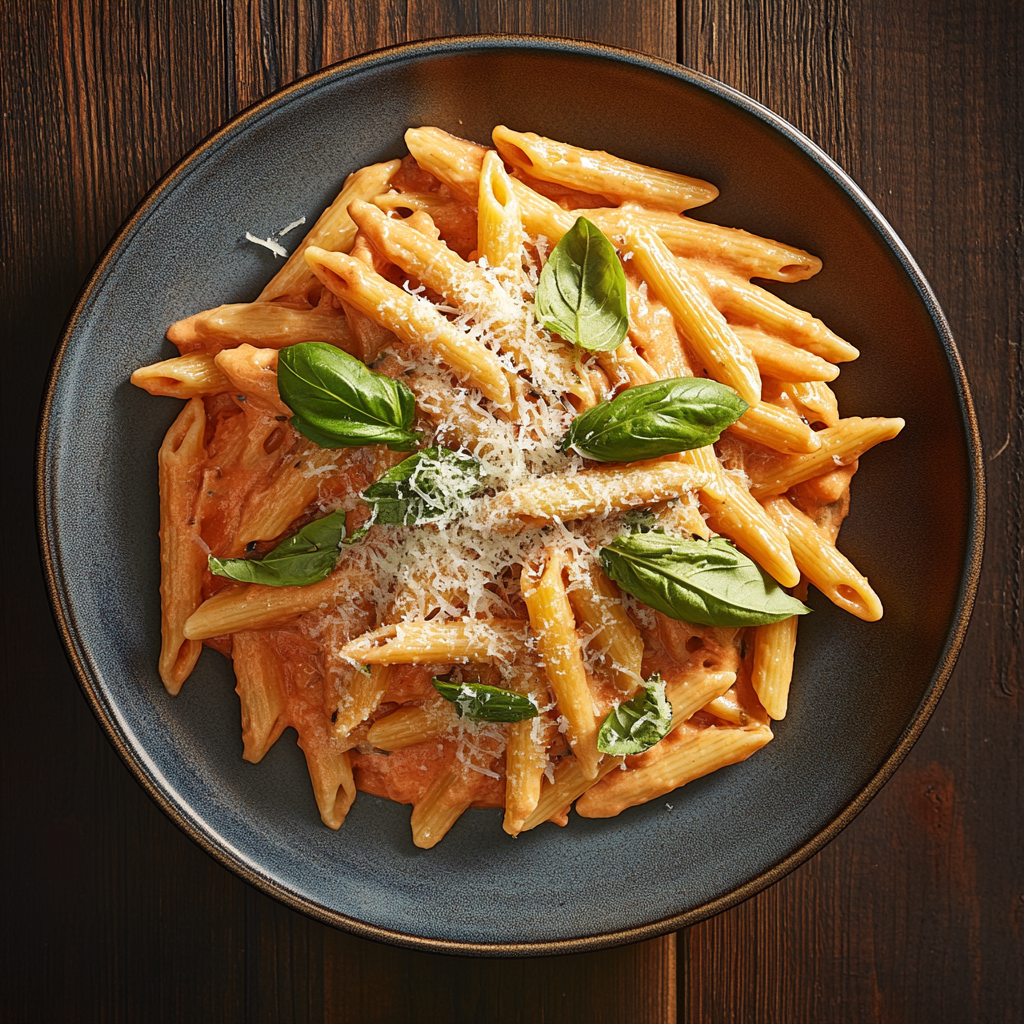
600 532 811 627
209 510 346 587
598 673 673 755
277 342 422 451
362 446 483 527
535 216 628 352
432 677 539 723
562 377 748 462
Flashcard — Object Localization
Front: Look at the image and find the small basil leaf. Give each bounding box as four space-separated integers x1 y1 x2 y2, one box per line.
600 532 811 627
622 508 657 533
561 377 748 462
597 674 672 756
278 342 422 452
363 446 483 526
535 216 628 352
209 511 345 587
432 677 539 723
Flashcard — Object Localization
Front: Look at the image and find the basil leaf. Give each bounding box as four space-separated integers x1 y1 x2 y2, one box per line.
597 674 672 756
362 446 483 526
209 511 345 587
277 342 422 451
535 216 628 352
432 678 539 723
600 532 811 627
561 377 748 462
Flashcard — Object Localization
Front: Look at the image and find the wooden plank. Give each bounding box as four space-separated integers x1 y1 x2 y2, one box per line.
0 4 248 1021
678 1 1023 1021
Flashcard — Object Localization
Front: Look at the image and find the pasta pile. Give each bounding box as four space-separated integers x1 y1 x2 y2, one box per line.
131 126 903 847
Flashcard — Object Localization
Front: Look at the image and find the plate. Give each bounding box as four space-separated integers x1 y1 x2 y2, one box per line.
37 36 984 955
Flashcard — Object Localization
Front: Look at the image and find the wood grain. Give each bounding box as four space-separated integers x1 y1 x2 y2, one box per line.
1 1 1020 1022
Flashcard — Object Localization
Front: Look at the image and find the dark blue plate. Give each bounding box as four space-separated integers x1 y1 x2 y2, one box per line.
37 37 983 955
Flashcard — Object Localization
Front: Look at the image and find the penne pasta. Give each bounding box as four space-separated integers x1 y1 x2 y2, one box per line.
521 550 601 780
157 397 208 694
304 246 514 411
231 631 289 762
257 159 401 302
167 299 357 355
134 126 901 843
575 722 773 817
747 417 905 498
493 125 719 212
477 458 712 530
761 497 883 621
626 225 762 404
340 619 529 666
131 352 232 399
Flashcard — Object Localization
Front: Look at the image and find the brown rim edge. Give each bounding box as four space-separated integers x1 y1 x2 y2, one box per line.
36 34 986 958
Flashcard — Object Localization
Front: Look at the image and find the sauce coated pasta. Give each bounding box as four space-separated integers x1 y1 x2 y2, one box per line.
131 126 903 847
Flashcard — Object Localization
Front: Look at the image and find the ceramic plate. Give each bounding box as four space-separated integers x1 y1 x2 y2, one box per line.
38 37 983 955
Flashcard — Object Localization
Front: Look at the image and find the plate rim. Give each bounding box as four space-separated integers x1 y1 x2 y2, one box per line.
35 33 986 957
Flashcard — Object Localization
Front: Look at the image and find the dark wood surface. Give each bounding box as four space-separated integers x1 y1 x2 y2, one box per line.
2 1 1020 1021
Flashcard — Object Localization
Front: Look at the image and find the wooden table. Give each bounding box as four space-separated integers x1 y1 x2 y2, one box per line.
3 2 1020 1021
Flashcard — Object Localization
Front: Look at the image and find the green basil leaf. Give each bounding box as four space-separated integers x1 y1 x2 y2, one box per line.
363 446 483 526
432 677 540 723
277 342 422 452
597 673 673 755
535 216 628 352
561 377 748 462
209 511 345 587
600 532 811 627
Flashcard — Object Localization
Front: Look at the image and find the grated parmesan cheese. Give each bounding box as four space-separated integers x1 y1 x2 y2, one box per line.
244 231 288 258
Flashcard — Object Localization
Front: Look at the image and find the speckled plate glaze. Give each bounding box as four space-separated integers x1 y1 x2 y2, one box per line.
38 37 984 956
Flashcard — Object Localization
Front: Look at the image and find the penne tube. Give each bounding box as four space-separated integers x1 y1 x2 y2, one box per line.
664 669 737 725
166 300 357 355
374 190 457 217
518 754 625 832
521 550 601 780
502 661 555 836
228 444 347 555
785 380 840 428
477 459 712 531
231 631 289 762
575 722 773 817
731 325 839 383
477 149 525 278
340 619 529 665
304 246 513 411
158 397 208 694
751 613 800 721
366 701 452 751
257 159 401 302
590 207 822 284
698 267 859 362
492 125 719 212
761 497 883 621
131 352 232 399
213 345 290 415
404 209 442 240
626 225 762 404
333 663 395 741
298 732 357 830
183 568 375 640
653 492 713 540
625 271 694 379
596 339 660 388
702 692 749 726
567 564 644 691
404 127 489 203
727 401 823 454
700 464 800 588
747 417 905 498
410 765 475 849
